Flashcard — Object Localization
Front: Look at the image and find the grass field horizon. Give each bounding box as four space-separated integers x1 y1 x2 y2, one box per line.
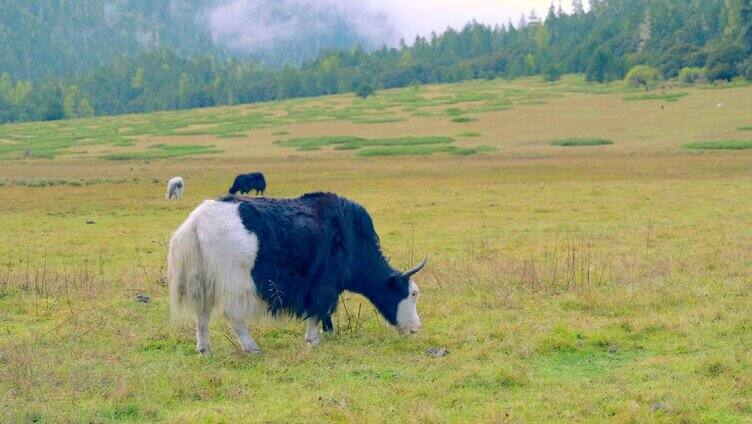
3 75 752 422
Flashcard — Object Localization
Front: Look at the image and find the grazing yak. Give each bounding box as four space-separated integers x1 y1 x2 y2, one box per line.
166 177 184 200
229 172 266 196
168 192 426 354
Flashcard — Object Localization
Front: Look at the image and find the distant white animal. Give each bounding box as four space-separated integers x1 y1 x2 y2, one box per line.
166 177 184 200
717 103 724 108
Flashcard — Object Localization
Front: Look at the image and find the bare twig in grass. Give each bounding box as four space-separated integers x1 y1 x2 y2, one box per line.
24 248 30 292
597 252 611 286
62 258 74 318
550 241 560 288
77 317 106 339
223 329 240 351
645 217 654 261
710 231 726 270
98 250 105 286
38 303 99 339
355 302 362 330
339 295 352 331
432 272 444 291
135 247 152 289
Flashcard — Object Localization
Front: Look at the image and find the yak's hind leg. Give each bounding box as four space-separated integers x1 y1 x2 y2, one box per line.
196 311 211 354
226 314 261 354
305 317 321 346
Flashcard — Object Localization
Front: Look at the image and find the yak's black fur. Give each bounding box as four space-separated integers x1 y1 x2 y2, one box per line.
229 172 266 195
220 192 411 330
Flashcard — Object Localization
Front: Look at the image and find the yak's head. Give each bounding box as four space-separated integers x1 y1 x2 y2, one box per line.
374 258 426 335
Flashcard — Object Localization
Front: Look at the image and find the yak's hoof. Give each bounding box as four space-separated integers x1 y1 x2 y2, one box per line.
197 346 211 355
305 336 321 347
243 347 262 355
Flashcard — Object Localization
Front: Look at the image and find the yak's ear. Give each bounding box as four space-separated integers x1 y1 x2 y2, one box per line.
387 273 400 288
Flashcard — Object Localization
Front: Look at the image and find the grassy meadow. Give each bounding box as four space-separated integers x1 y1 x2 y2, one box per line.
2 75 752 422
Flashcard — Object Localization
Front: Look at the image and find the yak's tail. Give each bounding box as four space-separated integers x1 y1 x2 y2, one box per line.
168 206 210 324
168 200 260 325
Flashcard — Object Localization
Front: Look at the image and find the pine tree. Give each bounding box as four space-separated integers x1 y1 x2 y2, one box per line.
77 98 94 117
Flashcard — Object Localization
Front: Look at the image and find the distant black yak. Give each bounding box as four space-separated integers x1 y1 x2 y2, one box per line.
229 172 266 196
168 192 427 354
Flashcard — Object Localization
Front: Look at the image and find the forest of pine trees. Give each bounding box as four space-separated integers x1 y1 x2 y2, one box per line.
1 0 751 124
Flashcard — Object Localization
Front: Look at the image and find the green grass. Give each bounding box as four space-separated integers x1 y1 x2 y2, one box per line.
551 138 613 147
683 140 752 150
4 75 752 422
355 145 495 157
274 135 493 157
102 143 222 160
350 116 406 124
738 126 752 131
622 92 689 102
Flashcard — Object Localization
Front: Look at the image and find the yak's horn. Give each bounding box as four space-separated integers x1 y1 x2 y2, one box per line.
402 257 428 279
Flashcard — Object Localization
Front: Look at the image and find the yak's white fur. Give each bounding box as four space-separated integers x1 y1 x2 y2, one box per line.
168 200 263 353
396 281 421 334
166 176 184 200
305 317 321 346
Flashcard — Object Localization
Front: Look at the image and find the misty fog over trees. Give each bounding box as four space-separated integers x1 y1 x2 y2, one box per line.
1 0 751 124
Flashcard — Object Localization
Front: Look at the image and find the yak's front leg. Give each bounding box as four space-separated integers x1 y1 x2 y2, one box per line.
226 315 261 354
304 317 321 346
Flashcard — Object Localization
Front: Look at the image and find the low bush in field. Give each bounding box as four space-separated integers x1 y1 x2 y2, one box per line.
103 144 221 160
551 138 613 147
624 65 661 89
683 140 752 150
350 116 406 124
356 145 495 157
275 136 454 151
622 92 688 102
451 116 477 123
678 67 705 84
275 135 493 157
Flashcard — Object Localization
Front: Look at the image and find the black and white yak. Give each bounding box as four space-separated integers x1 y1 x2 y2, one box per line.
168 192 426 354
229 172 266 196
166 177 184 200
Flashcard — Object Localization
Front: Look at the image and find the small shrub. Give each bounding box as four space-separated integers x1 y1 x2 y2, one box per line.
624 65 661 89
677 67 705 85
543 64 563 82
700 356 731 377
742 58 752 80
355 82 375 99
551 138 613 147
451 116 476 123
